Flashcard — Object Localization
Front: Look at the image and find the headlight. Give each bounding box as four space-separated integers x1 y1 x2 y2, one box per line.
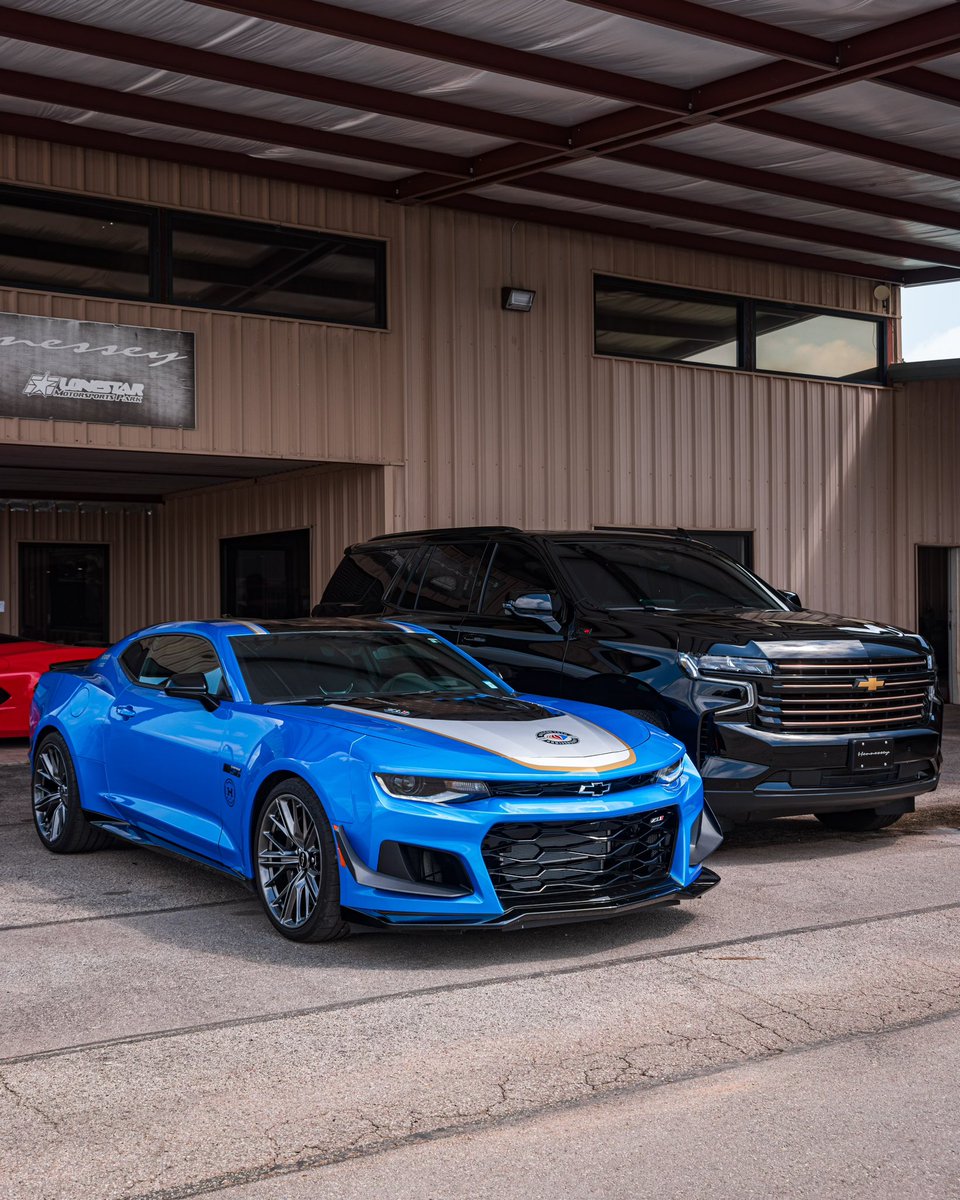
681 653 771 677
655 759 684 785
375 774 490 804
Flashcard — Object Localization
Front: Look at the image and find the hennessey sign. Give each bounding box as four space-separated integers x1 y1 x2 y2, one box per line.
0 312 195 429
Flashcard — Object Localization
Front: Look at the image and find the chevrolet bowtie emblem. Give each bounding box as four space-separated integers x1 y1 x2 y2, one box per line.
856 677 884 692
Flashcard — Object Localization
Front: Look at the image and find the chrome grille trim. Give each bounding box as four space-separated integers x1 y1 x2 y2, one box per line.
754 655 933 735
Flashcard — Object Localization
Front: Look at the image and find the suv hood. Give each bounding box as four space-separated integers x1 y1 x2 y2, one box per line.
283 692 654 773
591 608 928 657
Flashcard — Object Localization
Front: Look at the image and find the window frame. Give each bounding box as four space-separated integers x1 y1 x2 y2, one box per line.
593 273 887 386
0 183 387 329
120 633 232 699
406 539 492 616
477 539 565 618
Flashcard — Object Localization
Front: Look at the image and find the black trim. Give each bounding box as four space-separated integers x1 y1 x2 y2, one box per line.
336 827 473 899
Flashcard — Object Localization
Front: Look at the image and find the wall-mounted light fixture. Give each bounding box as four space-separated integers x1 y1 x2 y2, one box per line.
501 287 536 312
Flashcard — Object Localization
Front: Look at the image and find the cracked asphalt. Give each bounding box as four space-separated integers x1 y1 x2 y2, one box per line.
1 717 959 1200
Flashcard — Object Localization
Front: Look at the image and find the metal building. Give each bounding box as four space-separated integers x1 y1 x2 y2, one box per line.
1 1 960 688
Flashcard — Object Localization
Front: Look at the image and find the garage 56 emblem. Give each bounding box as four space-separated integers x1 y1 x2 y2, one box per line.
537 729 579 745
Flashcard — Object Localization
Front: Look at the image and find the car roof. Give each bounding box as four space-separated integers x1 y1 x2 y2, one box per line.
125 617 427 640
352 527 718 553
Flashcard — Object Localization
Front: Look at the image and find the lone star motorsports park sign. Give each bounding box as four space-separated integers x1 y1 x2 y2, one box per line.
0 312 196 429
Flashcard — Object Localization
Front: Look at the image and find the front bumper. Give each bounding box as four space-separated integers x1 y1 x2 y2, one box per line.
701 719 941 820
333 773 720 930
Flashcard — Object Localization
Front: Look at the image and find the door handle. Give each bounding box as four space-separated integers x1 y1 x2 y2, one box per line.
113 705 136 719
461 634 487 646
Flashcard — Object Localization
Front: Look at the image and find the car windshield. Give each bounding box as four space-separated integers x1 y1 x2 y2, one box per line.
554 540 787 612
231 630 509 705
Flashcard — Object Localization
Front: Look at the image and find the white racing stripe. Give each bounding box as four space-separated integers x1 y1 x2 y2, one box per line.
330 707 641 771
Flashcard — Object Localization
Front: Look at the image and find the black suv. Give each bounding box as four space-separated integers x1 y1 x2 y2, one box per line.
315 526 941 830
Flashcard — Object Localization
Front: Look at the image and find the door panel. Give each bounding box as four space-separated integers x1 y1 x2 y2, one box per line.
917 546 950 700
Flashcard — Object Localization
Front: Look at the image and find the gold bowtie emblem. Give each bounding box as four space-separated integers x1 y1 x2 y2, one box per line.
856 677 884 692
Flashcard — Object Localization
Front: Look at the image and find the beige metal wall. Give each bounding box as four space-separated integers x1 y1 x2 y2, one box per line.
1 132 945 639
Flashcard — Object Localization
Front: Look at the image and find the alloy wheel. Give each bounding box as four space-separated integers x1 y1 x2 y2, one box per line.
33 742 69 843
257 794 323 929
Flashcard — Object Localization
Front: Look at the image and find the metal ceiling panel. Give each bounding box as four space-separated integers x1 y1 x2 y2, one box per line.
687 0 955 40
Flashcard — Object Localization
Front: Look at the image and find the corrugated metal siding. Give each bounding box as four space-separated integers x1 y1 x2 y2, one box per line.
148 465 385 625
0 134 929 637
0 506 150 639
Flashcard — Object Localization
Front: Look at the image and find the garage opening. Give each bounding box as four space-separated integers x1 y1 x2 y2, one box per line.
19 542 109 645
220 529 311 620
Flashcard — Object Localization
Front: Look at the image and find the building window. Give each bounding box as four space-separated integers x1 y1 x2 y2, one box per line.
169 213 386 326
595 277 740 367
220 529 311 619
595 275 884 384
0 184 386 328
0 188 154 301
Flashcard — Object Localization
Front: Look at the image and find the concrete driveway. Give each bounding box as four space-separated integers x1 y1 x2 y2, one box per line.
1 719 958 1200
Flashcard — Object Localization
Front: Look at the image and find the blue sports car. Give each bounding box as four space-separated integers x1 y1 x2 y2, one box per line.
29 619 721 941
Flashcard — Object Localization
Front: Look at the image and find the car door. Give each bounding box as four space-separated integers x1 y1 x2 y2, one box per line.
105 633 231 862
456 539 571 696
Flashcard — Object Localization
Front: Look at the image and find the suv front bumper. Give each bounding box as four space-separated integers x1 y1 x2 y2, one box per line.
701 720 941 821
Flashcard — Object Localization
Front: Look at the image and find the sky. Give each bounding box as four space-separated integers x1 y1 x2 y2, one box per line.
901 281 960 361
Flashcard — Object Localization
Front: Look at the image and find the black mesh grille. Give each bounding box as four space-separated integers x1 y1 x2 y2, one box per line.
754 656 934 735
486 772 659 799
481 808 677 915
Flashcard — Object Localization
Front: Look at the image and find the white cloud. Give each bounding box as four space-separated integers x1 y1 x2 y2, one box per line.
904 324 960 363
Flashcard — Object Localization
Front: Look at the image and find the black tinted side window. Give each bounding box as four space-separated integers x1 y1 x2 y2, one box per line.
410 542 488 614
321 548 408 607
126 634 228 696
480 543 557 616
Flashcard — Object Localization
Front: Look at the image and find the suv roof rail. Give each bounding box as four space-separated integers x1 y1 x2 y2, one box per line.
366 525 522 542
594 525 695 541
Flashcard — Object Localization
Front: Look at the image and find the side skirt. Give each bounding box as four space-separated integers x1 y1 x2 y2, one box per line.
86 815 254 890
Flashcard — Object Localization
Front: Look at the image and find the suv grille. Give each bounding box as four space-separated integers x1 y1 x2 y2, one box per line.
481 809 677 915
755 656 934 735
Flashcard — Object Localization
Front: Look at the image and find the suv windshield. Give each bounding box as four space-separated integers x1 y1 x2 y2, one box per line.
553 540 787 612
232 631 508 704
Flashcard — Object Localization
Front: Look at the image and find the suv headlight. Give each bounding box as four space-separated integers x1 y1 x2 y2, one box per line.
656 759 684 785
680 653 772 678
375 774 490 804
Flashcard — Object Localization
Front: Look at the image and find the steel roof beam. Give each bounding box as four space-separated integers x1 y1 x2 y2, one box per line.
0 5 565 149
511 171 960 268
568 0 837 68
615 145 960 234
881 66 960 109
441 192 919 283
0 111 395 198
0 70 469 178
189 0 686 111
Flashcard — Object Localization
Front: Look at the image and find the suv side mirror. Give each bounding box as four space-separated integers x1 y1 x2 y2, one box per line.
164 672 219 710
503 592 563 632
504 591 557 616
779 589 802 610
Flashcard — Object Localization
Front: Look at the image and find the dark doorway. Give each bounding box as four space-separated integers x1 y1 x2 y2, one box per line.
19 543 110 645
221 529 311 619
917 546 950 700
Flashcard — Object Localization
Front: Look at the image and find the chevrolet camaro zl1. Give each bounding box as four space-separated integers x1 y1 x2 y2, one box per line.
29 619 721 940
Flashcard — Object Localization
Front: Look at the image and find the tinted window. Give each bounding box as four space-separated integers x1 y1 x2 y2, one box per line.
221 529 309 619
170 214 386 327
554 540 785 612
481 543 558 616
755 306 881 382
0 188 152 300
232 631 506 704
321 548 409 607
411 542 488 614
121 634 228 696
595 276 739 366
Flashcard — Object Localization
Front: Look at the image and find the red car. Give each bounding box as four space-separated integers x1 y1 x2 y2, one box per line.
0 636 104 738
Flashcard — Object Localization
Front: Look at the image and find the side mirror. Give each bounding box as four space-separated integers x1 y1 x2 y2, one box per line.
779 589 802 610
504 592 562 631
164 672 219 710
504 591 557 616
